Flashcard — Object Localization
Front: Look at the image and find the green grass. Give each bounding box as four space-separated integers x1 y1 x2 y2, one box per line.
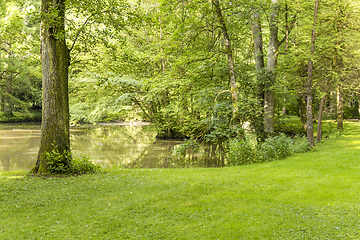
1 121 360 239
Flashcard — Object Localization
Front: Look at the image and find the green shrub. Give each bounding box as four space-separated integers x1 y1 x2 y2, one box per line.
291 135 312 153
45 149 101 175
258 133 293 161
45 149 72 174
71 154 102 175
227 138 255 166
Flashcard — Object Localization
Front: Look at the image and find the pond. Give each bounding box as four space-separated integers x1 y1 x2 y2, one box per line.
0 122 224 171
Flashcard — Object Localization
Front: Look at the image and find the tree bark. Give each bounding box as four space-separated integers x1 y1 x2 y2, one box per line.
298 95 307 132
317 81 330 143
306 0 319 147
264 0 279 134
32 0 70 173
317 94 326 143
251 8 265 141
212 0 238 117
337 83 344 130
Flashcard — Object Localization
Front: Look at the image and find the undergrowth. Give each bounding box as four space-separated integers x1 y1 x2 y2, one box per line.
227 134 312 166
45 148 102 175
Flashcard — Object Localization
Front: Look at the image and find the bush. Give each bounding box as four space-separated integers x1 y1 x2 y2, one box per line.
291 135 312 153
227 138 255 166
45 149 101 175
71 154 102 175
257 133 293 162
45 149 72 174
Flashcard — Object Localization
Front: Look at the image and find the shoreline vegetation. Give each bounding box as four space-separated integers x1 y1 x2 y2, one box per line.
0 110 151 127
0 110 42 123
1 121 359 238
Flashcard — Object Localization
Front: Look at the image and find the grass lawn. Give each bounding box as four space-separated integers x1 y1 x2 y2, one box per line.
1 121 360 239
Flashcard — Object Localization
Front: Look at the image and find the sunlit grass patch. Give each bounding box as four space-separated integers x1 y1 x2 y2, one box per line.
1 121 360 238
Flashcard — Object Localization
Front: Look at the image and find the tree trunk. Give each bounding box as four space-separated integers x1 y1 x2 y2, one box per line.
281 4 290 117
317 94 326 143
212 0 238 117
251 8 265 141
298 96 307 132
317 81 330 143
264 0 279 134
337 83 344 130
32 0 70 173
306 0 319 147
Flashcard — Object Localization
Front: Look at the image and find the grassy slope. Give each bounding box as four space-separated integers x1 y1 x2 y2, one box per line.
1 122 360 239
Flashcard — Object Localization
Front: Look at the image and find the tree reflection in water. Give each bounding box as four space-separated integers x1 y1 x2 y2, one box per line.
0 123 224 171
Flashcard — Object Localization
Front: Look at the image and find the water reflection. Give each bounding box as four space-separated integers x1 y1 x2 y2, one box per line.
0 123 225 171
70 124 182 168
0 123 41 171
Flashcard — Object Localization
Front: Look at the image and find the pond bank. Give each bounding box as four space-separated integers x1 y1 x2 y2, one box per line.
1 121 360 239
0 122 225 171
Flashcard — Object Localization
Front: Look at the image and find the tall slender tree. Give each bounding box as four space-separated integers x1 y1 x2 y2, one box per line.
212 0 238 119
306 0 320 147
264 0 279 134
251 7 265 140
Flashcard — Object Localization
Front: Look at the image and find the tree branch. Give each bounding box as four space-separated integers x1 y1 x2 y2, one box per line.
69 16 93 52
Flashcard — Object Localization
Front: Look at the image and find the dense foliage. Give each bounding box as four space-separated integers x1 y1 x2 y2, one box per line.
45 147 102 175
1 0 360 167
64 0 360 140
0 0 41 119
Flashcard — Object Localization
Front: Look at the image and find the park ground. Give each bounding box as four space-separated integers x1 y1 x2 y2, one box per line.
1 121 360 239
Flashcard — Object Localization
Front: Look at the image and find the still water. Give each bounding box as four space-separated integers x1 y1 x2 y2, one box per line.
0 122 223 171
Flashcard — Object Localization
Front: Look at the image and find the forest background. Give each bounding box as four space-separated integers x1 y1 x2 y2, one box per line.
1 0 360 149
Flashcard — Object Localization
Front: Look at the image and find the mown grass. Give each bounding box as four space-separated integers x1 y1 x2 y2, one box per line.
1 121 360 239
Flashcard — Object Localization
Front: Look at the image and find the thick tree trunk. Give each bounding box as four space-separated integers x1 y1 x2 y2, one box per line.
337 83 344 130
306 0 319 147
212 0 238 117
32 0 70 173
264 0 279 134
251 9 265 141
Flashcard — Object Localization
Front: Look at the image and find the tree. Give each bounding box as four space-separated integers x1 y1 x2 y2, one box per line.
0 1 41 116
305 0 319 147
314 0 360 136
212 0 238 119
263 0 279 134
251 6 265 141
32 0 70 173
